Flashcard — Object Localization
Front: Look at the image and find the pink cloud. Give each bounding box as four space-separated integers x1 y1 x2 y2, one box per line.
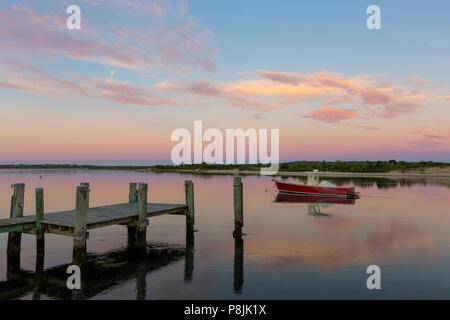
154 79 282 112
0 59 173 107
349 124 380 130
410 129 450 141
153 69 435 122
302 107 357 123
0 1 218 72
409 140 448 150
422 133 448 140
258 70 305 85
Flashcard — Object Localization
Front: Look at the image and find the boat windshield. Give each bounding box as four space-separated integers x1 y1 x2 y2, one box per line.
306 171 320 186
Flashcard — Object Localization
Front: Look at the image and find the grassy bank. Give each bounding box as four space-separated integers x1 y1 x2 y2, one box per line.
152 161 450 173
1 161 449 174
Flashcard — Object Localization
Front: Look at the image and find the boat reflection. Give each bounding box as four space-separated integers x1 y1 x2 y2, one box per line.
274 193 356 217
275 193 356 205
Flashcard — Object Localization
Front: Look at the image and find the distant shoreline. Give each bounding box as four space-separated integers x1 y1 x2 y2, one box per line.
2 165 450 179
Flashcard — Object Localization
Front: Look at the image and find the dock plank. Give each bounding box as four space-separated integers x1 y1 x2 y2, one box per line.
0 202 187 233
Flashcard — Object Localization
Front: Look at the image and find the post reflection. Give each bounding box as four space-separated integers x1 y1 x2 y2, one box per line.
184 232 194 282
233 237 244 294
0 243 186 300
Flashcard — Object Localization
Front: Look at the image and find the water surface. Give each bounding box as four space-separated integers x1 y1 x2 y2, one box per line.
1 170 450 299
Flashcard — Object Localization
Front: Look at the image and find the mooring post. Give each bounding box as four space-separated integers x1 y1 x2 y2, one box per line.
35 188 45 273
127 182 138 245
233 177 243 238
80 182 90 208
136 183 148 248
129 182 138 203
185 180 195 234
73 185 89 266
7 183 25 273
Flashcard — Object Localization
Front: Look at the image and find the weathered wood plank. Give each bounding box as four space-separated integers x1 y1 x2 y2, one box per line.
0 202 187 233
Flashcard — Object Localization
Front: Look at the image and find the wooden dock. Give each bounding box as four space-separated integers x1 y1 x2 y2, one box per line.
0 181 195 267
0 202 188 235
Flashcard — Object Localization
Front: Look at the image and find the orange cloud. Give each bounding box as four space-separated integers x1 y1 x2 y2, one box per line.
154 70 436 121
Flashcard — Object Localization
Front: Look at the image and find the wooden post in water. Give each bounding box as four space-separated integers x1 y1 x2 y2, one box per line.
35 188 45 273
7 183 25 273
129 182 138 203
136 183 148 248
73 185 89 266
80 182 90 207
184 180 195 234
233 177 243 238
127 182 138 245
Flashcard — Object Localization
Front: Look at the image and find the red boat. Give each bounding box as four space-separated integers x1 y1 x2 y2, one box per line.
274 171 359 199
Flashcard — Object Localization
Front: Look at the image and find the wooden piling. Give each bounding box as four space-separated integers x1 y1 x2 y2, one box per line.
129 182 138 203
35 188 45 273
233 177 243 237
80 182 90 208
184 180 195 234
73 185 89 266
127 183 138 245
136 183 148 248
7 183 25 273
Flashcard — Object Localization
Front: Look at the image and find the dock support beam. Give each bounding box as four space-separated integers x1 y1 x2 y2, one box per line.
127 183 138 246
136 183 148 248
233 177 244 238
185 180 195 235
7 183 25 273
35 188 45 273
73 186 89 266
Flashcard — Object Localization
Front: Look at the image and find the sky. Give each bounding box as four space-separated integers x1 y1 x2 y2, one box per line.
0 0 449 164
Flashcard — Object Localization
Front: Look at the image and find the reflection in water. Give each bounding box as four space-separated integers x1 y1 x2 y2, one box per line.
184 232 194 282
274 193 356 205
1 170 450 299
281 176 450 189
0 244 187 300
274 193 356 217
233 237 244 294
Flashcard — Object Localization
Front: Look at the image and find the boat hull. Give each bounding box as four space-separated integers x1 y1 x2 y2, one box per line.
275 181 356 198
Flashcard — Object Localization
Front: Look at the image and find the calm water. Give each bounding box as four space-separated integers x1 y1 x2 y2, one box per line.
1 169 450 299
